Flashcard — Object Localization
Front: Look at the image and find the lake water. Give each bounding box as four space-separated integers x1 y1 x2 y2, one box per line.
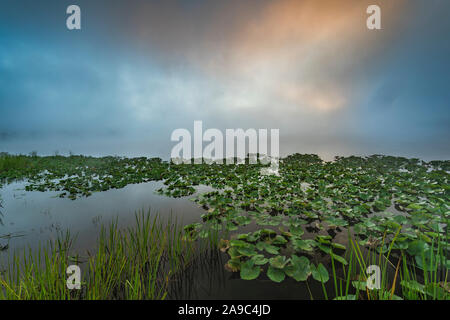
0 181 209 254
0 180 389 299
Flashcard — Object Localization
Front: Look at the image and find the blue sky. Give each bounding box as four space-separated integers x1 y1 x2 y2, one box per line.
0 0 449 160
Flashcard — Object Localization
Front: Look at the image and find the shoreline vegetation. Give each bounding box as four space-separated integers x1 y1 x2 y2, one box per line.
0 152 448 300
1 212 198 299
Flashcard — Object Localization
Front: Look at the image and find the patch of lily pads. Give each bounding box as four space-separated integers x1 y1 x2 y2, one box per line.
173 154 449 289
1 153 449 295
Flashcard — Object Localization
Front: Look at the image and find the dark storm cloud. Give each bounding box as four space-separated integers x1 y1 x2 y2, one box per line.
355 0 450 159
0 0 448 160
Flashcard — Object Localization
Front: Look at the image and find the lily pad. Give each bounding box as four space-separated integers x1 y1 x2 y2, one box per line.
267 265 285 283
240 260 261 280
311 263 329 283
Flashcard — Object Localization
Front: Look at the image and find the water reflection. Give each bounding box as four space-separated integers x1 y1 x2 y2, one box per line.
0 180 403 300
167 247 337 300
0 181 209 256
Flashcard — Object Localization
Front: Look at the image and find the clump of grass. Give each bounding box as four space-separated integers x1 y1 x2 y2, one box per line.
399 234 449 300
328 229 449 300
0 230 76 300
0 211 196 300
0 154 32 172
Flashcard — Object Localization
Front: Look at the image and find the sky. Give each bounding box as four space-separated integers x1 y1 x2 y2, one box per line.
0 0 449 161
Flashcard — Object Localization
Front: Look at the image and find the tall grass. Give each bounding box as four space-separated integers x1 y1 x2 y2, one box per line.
327 229 449 300
0 154 32 172
399 234 449 300
0 211 196 300
0 230 76 299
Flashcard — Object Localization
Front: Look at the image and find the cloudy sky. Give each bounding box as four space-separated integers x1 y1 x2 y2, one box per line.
0 0 449 160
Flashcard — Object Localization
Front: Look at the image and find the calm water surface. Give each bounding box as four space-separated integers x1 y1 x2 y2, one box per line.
0 180 393 299
0 181 209 253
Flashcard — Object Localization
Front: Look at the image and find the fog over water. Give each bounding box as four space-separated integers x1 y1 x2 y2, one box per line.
2 134 449 162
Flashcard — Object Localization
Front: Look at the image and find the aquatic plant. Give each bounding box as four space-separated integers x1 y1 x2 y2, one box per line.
0 152 448 299
0 211 195 300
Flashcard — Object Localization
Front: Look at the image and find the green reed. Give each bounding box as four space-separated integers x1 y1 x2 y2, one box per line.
0 210 196 300
327 228 449 300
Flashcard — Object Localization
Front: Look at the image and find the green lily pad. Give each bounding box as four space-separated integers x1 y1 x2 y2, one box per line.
352 280 367 291
269 255 290 269
292 239 315 252
251 254 269 266
272 235 288 245
285 255 311 281
237 246 258 257
256 241 280 254
311 263 329 283
225 259 241 272
407 240 429 256
267 265 285 283
240 260 261 280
